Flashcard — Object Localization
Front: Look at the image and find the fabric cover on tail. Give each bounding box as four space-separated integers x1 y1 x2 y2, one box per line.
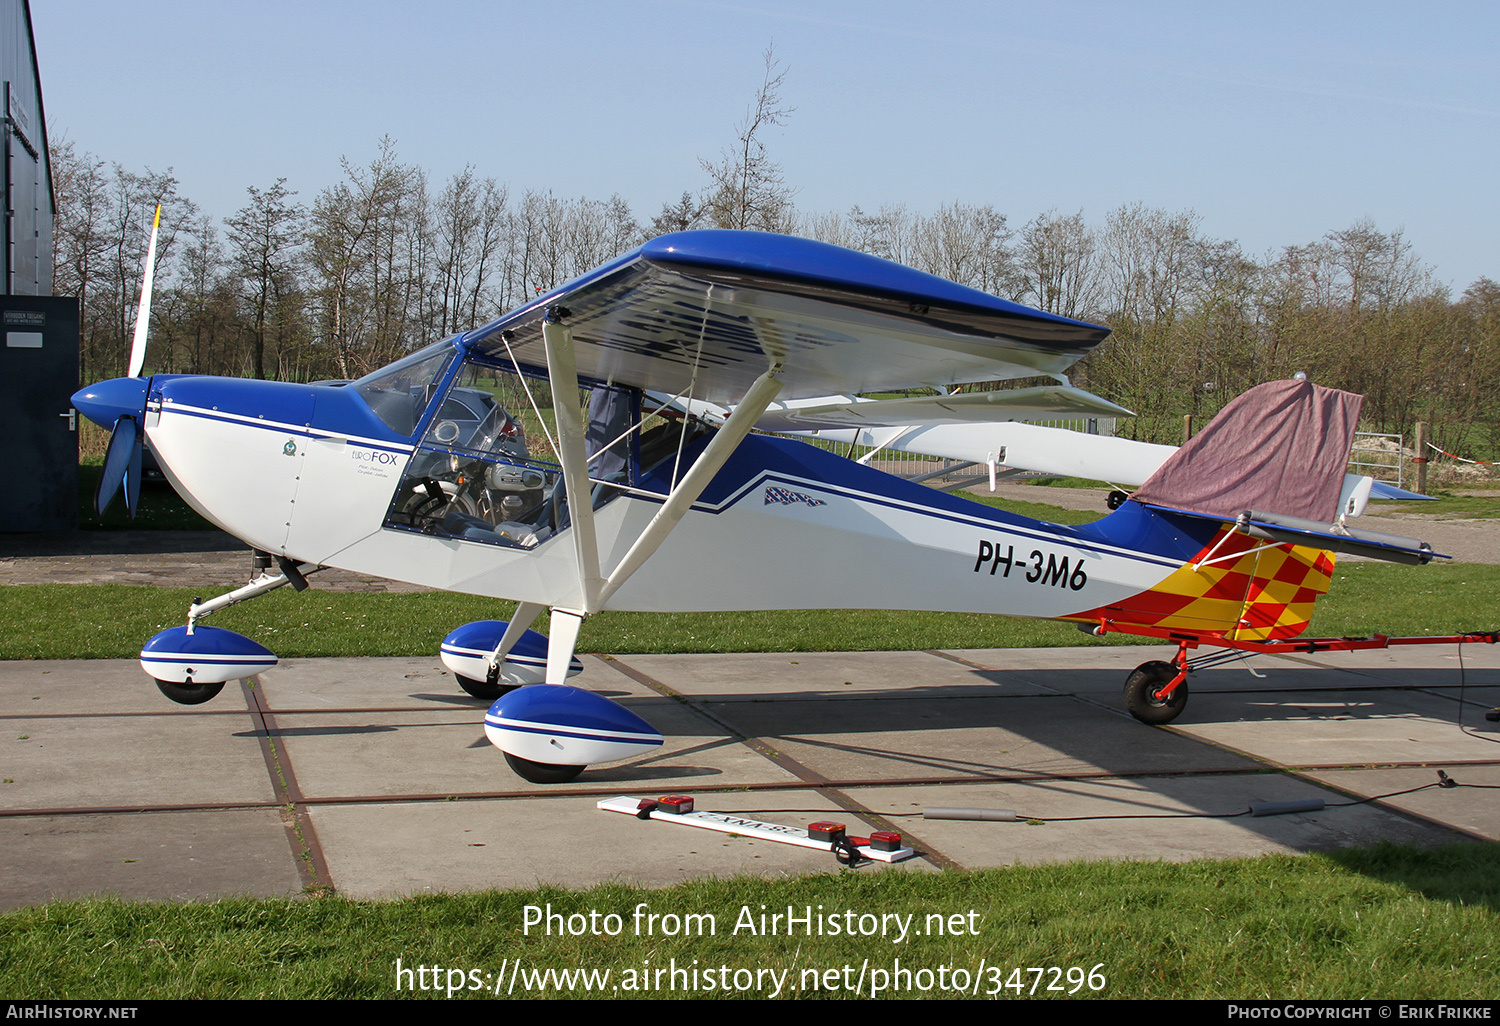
1131 379 1362 522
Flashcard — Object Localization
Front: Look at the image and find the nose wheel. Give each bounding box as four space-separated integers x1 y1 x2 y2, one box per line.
153 678 226 705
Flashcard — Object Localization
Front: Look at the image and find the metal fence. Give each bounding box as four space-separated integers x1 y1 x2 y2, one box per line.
1349 432 1406 487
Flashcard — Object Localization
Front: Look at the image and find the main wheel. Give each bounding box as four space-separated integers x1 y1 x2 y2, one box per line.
503 751 585 784
1123 661 1188 725
154 678 226 706
456 673 516 702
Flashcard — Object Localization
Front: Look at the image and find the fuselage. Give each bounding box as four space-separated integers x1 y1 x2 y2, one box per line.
103 367 1209 618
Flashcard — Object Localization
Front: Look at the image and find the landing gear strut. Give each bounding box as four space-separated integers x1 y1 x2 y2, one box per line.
139 553 319 705
1121 636 1191 725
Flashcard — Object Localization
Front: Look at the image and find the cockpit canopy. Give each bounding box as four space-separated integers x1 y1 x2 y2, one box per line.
353 340 702 552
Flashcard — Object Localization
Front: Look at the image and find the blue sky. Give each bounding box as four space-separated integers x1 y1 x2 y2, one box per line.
32 0 1500 291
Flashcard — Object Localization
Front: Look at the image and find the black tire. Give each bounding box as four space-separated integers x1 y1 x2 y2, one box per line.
396 488 448 529
1106 490 1129 510
1123 660 1188 725
456 673 516 702
503 751 585 784
155 678 226 706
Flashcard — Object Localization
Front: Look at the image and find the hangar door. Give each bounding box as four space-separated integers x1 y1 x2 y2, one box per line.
0 295 79 531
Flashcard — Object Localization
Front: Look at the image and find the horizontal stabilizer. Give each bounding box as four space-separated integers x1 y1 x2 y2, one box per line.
1240 509 1440 565
1137 503 1441 565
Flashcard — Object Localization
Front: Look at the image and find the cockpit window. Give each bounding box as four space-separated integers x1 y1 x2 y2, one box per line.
351 341 455 437
380 351 655 551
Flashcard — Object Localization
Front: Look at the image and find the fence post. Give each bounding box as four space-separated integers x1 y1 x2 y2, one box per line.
1414 422 1428 495
1182 414 1193 445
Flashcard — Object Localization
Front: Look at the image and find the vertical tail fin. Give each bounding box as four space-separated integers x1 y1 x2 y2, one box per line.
1132 379 1362 523
1068 519 1337 641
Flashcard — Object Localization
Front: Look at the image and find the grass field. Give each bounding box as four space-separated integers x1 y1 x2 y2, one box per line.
1 844 1497 999
3 560 1497 660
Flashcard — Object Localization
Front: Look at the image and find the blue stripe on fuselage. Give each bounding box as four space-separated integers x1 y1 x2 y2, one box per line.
640 433 1217 566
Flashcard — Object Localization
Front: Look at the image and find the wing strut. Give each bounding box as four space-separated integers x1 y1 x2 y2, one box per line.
538 308 784 683
542 309 606 613
597 365 783 607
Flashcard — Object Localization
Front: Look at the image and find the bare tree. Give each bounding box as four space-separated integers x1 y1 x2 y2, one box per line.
157 213 235 376
226 179 305 379
909 202 1019 299
1018 209 1099 320
701 44 796 232
50 140 112 382
849 204 914 265
308 138 423 376
649 191 704 237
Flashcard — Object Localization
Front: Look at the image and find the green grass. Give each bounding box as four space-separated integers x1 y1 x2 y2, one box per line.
1025 476 1116 490
2 843 1496 999
1317 561 1500 636
962 491 1103 525
0 586 1117 659
4 562 1497 660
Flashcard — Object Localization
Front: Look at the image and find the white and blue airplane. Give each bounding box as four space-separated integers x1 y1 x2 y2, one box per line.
71 229 1473 784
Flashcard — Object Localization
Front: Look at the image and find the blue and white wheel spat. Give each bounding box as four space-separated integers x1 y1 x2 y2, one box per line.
440 620 583 686
485 684 662 781
140 625 277 684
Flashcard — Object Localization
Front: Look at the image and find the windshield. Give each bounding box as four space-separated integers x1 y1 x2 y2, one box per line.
351 341 455 437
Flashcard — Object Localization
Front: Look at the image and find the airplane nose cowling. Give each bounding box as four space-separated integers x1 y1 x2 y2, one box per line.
72 377 149 428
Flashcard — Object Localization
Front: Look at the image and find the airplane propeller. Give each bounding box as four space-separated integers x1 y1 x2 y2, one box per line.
96 413 142 518
75 376 150 516
127 204 160 380
78 205 160 518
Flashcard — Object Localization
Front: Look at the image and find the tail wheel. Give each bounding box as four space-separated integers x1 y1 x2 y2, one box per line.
456 674 517 702
154 679 226 706
503 752 585 784
1124 661 1188 725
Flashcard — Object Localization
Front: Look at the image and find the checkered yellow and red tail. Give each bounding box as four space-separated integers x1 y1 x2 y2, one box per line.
1069 526 1336 642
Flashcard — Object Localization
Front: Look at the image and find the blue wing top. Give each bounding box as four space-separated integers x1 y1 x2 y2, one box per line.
462 230 1110 404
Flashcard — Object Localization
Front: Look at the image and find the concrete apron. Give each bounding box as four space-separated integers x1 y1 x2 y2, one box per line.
1 644 1497 907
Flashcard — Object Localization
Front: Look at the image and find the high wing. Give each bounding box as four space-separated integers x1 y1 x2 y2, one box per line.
462 230 1110 404
814 415 1429 507
751 385 1134 432
644 391 1173 486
